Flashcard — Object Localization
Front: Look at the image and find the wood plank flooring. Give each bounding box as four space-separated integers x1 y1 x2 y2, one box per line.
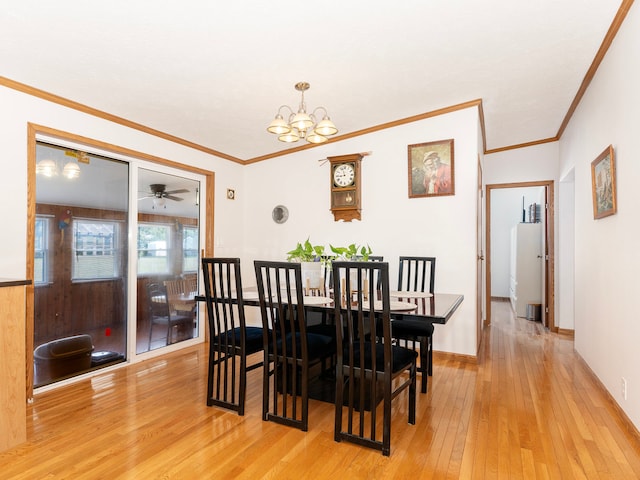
2 301 640 479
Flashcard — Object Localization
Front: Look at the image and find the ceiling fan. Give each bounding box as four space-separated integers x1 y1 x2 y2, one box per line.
139 184 189 209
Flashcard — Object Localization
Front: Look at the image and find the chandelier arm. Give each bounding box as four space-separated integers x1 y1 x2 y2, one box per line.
311 106 329 118
276 105 295 117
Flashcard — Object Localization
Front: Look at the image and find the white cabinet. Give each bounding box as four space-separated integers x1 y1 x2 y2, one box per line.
509 223 542 317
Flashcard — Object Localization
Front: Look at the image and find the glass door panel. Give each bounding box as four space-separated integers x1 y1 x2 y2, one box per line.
136 168 200 353
34 142 129 387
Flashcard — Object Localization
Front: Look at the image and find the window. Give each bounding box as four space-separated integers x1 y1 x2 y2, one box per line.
138 224 172 275
34 216 50 285
183 226 199 273
72 219 120 280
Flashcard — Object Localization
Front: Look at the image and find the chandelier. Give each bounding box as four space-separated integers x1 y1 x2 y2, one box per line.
267 82 338 144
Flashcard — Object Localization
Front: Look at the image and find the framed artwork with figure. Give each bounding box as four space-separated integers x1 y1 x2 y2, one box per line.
408 139 455 198
591 145 616 219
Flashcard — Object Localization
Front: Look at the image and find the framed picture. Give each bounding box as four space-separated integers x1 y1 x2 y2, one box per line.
591 145 617 219
408 139 455 198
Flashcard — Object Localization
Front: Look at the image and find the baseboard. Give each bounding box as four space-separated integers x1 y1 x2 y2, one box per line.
433 350 478 365
491 296 510 302
575 350 640 446
557 328 575 337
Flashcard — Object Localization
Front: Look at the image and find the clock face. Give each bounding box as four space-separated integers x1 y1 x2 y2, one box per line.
333 163 356 187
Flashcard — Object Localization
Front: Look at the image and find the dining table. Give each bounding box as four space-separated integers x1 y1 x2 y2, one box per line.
195 288 463 404
225 287 464 325
195 289 463 325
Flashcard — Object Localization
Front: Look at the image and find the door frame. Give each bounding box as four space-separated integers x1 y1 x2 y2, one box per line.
485 180 555 331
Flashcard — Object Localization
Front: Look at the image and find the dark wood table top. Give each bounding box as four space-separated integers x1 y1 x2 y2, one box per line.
196 291 463 325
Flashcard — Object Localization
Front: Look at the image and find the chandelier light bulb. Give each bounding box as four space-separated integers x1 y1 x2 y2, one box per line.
62 161 81 179
36 159 58 177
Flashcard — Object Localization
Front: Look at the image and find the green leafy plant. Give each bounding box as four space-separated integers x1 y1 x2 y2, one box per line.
286 237 326 262
329 243 372 261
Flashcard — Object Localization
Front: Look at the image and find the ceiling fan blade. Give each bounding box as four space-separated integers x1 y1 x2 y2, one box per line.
165 188 189 195
165 195 184 201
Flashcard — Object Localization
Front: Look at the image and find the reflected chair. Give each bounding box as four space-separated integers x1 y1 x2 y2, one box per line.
391 256 436 393
254 260 335 431
164 278 196 315
147 282 194 349
184 275 198 296
201 258 263 415
332 261 417 456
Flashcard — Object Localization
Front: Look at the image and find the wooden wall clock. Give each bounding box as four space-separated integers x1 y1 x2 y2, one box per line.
328 153 363 222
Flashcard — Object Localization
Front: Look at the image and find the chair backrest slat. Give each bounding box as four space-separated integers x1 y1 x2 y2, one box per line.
398 256 436 293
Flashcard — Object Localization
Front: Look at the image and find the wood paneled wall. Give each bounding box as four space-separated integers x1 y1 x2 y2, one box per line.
34 204 198 347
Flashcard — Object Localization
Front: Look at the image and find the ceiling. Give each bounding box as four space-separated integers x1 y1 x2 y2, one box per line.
36 143 200 217
0 1 628 162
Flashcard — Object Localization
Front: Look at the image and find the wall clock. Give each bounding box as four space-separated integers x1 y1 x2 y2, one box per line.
272 205 289 224
328 153 363 222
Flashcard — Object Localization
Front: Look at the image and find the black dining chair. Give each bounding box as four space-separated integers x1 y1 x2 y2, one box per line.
254 260 335 432
391 256 436 393
201 258 264 415
332 261 417 456
146 282 194 350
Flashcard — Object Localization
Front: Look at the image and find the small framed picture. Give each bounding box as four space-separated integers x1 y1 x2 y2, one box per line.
591 145 617 219
408 139 455 198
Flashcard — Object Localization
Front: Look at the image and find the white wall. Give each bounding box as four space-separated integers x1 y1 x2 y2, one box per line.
558 169 575 331
1 85 481 359
0 85 246 277
558 3 640 429
490 187 544 297
243 107 481 357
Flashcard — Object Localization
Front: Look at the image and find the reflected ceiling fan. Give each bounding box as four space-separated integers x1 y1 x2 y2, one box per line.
139 184 189 209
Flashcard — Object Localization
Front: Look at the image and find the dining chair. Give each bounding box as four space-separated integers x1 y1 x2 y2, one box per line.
201 257 263 415
332 260 417 456
164 278 195 315
146 282 194 350
391 256 436 393
254 260 335 432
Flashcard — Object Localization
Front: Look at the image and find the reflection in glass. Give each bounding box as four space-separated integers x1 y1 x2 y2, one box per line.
34 142 129 387
137 168 200 353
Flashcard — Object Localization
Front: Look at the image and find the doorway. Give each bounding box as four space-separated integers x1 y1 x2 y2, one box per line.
485 181 555 331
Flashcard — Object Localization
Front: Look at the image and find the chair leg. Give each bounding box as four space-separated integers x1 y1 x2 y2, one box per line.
148 322 154 350
427 335 433 376
419 337 429 393
409 361 417 425
262 355 270 421
238 355 247 416
166 323 172 345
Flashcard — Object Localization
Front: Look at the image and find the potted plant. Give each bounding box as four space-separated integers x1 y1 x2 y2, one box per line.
287 238 327 293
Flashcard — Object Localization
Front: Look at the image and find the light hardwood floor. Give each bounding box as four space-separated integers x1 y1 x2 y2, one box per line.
2 301 640 479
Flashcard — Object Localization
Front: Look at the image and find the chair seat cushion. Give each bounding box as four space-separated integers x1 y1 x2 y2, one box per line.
277 332 334 360
347 343 418 373
392 318 434 339
306 323 336 340
214 326 264 354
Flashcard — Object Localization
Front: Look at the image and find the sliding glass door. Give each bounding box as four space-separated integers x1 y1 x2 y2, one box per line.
33 140 205 387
